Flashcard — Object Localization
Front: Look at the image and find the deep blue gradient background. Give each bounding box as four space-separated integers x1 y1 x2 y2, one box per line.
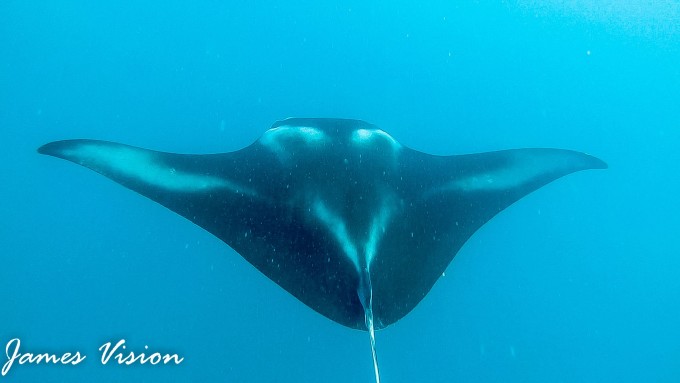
2 1 679 382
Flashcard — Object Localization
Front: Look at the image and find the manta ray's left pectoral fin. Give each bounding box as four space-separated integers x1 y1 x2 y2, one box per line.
38 139 256 197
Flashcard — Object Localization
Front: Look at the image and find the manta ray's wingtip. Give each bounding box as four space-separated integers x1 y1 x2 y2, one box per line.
560 149 607 171
37 141 57 155
38 139 107 162
37 140 80 157
586 153 608 170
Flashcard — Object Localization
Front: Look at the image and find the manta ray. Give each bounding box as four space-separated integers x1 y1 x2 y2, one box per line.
39 118 606 382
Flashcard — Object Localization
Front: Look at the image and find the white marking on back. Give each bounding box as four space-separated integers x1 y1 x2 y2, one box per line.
312 197 393 273
260 125 328 156
312 200 360 271
351 129 401 153
364 202 392 271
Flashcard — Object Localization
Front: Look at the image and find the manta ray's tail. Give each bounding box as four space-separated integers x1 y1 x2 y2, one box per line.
366 306 381 383
359 270 381 383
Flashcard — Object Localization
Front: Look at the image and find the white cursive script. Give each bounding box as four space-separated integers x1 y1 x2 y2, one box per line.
2 338 86 376
99 339 184 365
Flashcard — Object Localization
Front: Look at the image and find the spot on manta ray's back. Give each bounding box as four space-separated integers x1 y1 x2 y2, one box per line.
38 117 607 382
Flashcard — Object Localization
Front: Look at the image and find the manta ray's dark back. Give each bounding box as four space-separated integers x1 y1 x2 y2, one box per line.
38 117 607 331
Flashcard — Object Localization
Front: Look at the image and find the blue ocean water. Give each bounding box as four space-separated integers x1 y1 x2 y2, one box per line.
2 1 679 382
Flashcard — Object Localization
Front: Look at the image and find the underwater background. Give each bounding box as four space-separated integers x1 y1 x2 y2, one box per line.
1 1 679 382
